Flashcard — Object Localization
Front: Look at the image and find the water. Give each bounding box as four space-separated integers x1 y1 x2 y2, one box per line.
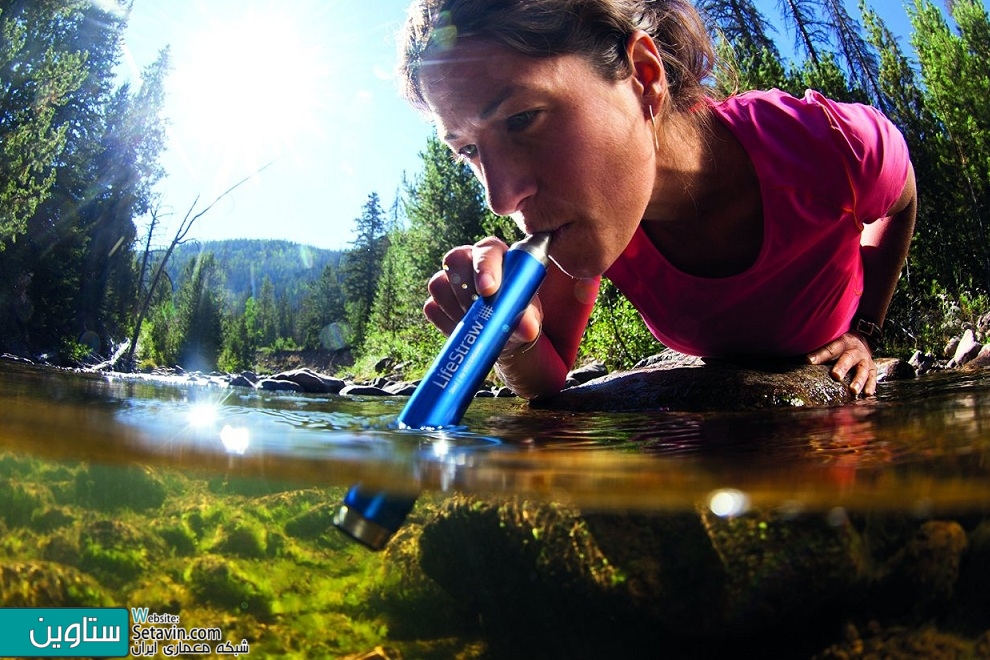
1 359 989 658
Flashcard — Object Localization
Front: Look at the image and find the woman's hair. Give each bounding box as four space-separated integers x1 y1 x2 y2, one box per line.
398 0 716 114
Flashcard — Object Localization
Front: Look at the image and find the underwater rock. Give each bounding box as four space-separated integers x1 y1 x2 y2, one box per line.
0 560 108 607
74 463 167 512
284 503 337 540
0 479 54 527
78 519 161 586
813 620 980 659
213 516 269 558
185 555 274 619
417 495 630 650
873 520 968 617
414 495 867 650
537 358 854 412
960 520 990 614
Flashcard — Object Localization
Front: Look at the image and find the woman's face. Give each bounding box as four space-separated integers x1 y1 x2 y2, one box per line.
420 38 656 279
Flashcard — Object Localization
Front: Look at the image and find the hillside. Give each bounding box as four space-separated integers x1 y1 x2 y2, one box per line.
163 239 343 308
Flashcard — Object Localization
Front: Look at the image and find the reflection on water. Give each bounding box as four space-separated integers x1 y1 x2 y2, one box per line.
1 359 988 657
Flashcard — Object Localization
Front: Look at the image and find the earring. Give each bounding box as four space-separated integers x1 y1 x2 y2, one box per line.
648 105 660 151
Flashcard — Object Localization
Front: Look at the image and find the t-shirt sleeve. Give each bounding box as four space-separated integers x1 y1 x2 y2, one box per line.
804 90 910 226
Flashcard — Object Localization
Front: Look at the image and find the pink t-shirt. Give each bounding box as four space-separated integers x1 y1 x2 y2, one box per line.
604 89 910 357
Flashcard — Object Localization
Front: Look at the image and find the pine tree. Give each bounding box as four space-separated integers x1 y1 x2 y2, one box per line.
340 192 388 345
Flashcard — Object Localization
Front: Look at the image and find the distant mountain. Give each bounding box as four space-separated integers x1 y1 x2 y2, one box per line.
164 239 343 308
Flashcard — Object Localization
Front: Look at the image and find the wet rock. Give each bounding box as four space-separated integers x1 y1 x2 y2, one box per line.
229 373 258 388
0 561 109 607
962 344 990 371
384 381 418 396
339 384 390 396
537 358 852 412
270 368 346 393
258 377 305 392
566 361 608 386
909 350 939 376
875 357 917 381
947 329 981 368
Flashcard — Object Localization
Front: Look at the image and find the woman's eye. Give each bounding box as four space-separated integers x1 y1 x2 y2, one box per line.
506 110 539 132
457 144 478 160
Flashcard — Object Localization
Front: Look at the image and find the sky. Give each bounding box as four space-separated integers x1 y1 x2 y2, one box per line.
117 0 946 251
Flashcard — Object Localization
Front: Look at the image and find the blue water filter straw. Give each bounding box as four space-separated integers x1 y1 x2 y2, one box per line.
334 233 552 550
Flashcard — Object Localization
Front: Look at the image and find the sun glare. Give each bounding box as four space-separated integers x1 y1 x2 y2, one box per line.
169 7 330 177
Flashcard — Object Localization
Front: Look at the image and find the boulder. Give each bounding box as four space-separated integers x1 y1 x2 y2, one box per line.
270 368 346 394
537 357 853 412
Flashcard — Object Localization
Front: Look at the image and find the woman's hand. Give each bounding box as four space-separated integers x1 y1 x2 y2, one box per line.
423 236 543 355
806 332 877 397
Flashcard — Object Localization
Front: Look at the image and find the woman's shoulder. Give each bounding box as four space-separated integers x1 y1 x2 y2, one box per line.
714 88 897 144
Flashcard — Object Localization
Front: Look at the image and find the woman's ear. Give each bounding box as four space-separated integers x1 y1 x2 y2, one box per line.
627 30 666 114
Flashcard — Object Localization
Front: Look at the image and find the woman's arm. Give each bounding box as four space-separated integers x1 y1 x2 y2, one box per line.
807 161 918 395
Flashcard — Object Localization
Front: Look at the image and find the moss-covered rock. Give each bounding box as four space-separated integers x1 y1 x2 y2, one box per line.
78 519 162 586
871 520 968 618
0 560 109 607
0 479 53 527
284 503 337 540
417 495 644 653
185 555 274 619
73 463 168 511
212 516 268 558
416 496 870 652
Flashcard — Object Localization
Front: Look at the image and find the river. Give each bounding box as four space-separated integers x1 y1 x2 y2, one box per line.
1 358 988 658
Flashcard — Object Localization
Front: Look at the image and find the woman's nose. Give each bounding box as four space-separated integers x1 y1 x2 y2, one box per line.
478 149 536 217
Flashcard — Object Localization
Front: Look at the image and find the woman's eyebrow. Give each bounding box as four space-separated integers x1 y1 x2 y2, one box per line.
442 85 520 142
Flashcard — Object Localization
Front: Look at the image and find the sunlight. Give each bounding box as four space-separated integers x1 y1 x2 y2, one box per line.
188 402 219 428
168 6 330 176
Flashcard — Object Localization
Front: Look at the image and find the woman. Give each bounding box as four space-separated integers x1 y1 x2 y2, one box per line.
397 0 917 400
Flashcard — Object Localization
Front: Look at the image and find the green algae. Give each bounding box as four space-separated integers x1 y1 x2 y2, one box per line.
0 449 485 658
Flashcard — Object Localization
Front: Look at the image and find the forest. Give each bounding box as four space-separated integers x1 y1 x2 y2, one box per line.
1 0 990 379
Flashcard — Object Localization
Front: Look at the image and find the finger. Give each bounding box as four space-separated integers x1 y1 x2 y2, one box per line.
864 365 878 397
423 270 465 329
807 338 844 366
510 296 543 345
423 296 458 337
837 358 874 396
471 236 509 297
440 247 480 312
